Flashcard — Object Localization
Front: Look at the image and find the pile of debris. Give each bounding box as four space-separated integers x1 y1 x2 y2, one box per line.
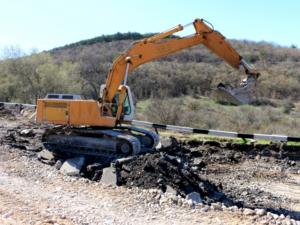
1 107 300 220
34 140 227 204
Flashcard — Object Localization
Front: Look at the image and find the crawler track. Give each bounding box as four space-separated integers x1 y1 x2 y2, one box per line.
42 125 159 159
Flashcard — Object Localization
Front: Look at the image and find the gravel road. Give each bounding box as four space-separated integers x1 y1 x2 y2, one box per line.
0 106 299 225
0 145 266 225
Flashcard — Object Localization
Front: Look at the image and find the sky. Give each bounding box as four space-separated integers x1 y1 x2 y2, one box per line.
0 0 300 52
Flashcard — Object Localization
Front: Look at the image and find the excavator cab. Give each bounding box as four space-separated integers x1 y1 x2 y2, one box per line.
100 84 135 122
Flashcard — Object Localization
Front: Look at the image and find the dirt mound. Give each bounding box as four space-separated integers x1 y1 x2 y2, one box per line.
118 152 223 203
1 114 300 219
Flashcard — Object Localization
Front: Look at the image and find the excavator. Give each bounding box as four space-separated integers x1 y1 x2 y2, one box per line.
36 18 260 158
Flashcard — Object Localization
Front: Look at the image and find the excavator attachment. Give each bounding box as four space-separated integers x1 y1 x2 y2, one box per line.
215 77 254 105
214 74 258 105
214 58 260 105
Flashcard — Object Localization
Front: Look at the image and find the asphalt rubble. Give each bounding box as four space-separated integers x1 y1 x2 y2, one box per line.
1 105 300 223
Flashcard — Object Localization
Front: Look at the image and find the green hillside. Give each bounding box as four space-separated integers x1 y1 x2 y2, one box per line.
1 32 300 134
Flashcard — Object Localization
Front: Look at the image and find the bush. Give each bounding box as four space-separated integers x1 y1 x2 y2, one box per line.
140 97 300 136
144 98 184 125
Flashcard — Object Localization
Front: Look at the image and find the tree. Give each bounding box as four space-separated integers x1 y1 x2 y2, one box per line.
0 52 81 103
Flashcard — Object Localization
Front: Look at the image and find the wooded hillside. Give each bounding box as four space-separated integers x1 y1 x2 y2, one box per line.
1 33 300 104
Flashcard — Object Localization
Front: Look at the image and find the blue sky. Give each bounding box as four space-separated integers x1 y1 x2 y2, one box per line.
1 0 299 52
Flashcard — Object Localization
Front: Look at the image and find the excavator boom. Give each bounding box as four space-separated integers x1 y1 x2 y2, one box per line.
36 18 260 158
102 19 259 105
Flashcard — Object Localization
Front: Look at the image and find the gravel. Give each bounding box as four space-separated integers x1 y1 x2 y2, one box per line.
1 106 300 224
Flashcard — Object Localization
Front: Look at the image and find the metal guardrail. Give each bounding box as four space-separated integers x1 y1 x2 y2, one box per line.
1 102 299 142
132 120 300 142
0 102 36 109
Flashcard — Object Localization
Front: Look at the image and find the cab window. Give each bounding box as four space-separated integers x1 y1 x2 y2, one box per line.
111 92 131 116
123 94 131 115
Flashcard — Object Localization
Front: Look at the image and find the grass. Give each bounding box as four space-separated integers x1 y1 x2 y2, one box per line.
135 99 151 113
156 130 300 146
158 130 268 144
136 96 300 137
135 96 300 146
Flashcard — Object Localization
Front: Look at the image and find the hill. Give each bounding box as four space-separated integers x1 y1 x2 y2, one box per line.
1 33 300 134
1 32 300 102
51 33 300 102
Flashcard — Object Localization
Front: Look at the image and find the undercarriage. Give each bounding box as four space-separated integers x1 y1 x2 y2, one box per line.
42 125 160 160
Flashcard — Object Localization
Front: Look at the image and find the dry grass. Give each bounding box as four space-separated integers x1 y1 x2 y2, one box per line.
138 96 300 136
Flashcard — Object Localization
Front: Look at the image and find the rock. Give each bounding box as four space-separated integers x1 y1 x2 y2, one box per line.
261 148 271 157
164 154 180 164
233 152 242 160
203 140 221 147
157 136 179 149
186 192 202 204
159 197 168 205
187 199 194 207
26 147 41 152
229 206 239 212
272 213 279 220
210 203 222 211
284 219 292 225
86 163 104 172
91 170 103 181
2 210 13 219
54 159 64 170
266 212 273 218
156 178 164 184
222 204 228 211
160 137 173 148
20 129 34 137
38 149 55 161
241 191 248 196
165 185 177 195
279 214 285 219
192 158 206 167
201 205 210 212
170 195 178 204
223 142 233 148
191 166 199 172
243 208 255 215
100 167 119 186
267 212 279 220
121 164 131 173
40 159 55 165
255 208 266 216
60 156 85 176
155 193 161 200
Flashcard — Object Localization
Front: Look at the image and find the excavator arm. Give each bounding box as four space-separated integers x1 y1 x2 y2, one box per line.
35 18 261 158
102 19 259 105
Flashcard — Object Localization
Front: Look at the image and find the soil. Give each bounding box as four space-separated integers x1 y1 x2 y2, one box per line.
117 139 300 219
1 105 300 224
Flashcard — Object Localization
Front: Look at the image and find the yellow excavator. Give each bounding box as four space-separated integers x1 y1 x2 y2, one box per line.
36 18 260 157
